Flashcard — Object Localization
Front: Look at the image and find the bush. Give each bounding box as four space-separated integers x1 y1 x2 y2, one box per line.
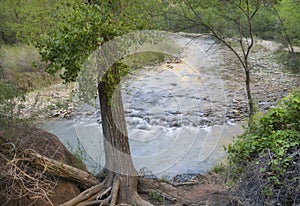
0 80 25 129
277 51 300 74
227 90 300 205
228 90 299 168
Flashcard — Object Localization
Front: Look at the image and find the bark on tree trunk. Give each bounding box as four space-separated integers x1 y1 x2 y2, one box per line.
245 69 253 126
97 64 151 205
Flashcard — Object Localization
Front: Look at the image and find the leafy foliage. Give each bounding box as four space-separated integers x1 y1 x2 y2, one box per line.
227 90 300 179
148 190 164 204
36 0 157 83
277 50 300 74
36 3 103 82
252 5 280 40
0 0 73 44
277 0 300 46
227 90 300 204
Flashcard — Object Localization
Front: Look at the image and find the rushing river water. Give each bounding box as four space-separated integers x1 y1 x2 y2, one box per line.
42 34 258 177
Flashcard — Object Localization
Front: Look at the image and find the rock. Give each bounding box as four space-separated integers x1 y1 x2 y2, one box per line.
137 123 152 130
51 111 60 117
150 118 160 125
86 110 94 115
167 110 181 115
232 109 240 115
200 117 211 123
0 126 85 206
33 180 80 206
166 64 174 69
143 116 151 123
171 120 181 127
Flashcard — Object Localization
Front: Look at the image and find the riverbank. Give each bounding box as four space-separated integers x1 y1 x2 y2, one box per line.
0 123 231 206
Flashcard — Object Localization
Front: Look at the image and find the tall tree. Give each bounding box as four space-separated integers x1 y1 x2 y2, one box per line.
172 0 263 125
36 0 160 205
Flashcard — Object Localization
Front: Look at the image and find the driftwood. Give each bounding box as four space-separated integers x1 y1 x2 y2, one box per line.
24 150 99 189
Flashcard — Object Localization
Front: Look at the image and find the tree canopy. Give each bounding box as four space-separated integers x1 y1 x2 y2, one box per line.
36 0 161 82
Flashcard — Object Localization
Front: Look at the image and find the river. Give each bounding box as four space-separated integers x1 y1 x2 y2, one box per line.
41 34 299 178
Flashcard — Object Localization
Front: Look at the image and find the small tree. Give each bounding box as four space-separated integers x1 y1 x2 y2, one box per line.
175 0 263 125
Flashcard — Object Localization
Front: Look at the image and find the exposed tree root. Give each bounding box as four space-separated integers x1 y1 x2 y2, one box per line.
9 148 181 205
60 176 182 205
97 186 112 200
59 183 105 206
59 176 157 206
110 177 120 205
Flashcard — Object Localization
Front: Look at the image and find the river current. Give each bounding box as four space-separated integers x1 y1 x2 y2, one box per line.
42 34 248 177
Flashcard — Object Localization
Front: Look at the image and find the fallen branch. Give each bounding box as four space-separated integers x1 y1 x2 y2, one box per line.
24 150 99 189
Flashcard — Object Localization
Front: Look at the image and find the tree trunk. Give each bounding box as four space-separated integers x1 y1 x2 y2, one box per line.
245 68 254 127
97 64 150 205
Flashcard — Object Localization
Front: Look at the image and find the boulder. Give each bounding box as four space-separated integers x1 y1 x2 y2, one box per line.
0 125 87 206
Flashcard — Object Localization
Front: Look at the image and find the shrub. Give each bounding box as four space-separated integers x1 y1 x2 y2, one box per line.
277 51 300 74
227 90 300 173
227 90 300 204
0 80 25 129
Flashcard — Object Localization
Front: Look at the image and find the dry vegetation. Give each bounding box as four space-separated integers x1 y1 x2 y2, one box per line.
0 45 60 92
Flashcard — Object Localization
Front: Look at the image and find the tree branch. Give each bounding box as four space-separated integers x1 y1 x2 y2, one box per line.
271 3 294 53
182 0 247 69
